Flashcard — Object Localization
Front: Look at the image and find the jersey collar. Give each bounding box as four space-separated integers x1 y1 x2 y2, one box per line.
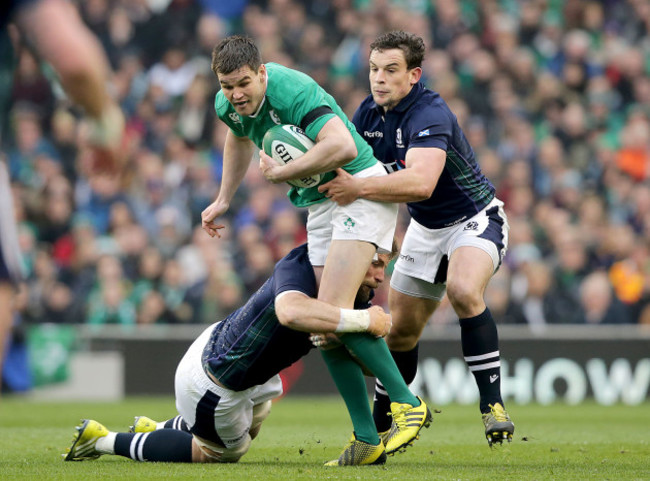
248 73 269 118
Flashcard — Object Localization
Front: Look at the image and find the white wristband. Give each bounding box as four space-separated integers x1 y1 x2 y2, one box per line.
336 308 371 333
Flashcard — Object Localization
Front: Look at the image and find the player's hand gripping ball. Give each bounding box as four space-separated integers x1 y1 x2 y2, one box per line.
262 124 321 188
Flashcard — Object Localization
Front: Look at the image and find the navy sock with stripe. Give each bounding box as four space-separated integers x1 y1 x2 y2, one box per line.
163 415 190 432
114 430 193 462
460 307 504 413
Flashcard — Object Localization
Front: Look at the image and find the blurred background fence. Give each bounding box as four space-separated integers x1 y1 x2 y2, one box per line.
17 323 650 404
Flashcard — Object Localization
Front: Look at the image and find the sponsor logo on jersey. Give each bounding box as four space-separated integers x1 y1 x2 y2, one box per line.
229 112 242 124
364 130 383 138
399 253 415 263
396 128 404 148
269 110 281 125
464 221 479 231
418 129 430 137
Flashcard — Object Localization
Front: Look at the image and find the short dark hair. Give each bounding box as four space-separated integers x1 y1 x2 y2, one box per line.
370 31 425 70
211 35 262 76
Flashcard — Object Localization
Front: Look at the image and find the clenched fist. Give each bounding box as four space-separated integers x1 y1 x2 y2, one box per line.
366 305 392 337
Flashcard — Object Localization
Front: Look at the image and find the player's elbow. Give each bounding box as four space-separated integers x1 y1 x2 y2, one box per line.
276 302 304 330
412 183 435 201
340 138 358 162
327 136 357 165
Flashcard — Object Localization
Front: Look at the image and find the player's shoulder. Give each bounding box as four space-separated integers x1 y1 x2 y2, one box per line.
409 87 454 124
273 243 316 294
214 90 232 116
357 94 377 114
353 94 379 125
276 243 310 270
267 62 309 80
266 63 319 106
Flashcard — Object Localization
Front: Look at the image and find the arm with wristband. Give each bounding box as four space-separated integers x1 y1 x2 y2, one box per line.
274 291 391 337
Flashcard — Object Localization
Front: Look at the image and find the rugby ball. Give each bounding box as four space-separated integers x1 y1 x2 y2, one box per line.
262 124 321 188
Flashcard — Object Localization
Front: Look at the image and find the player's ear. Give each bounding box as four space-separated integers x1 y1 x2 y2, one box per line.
409 66 422 85
258 64 267 82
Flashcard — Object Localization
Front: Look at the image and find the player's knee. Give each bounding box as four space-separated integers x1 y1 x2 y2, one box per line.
192 434 251 463
446 281 481 315
386 328 419 351
250 400 272 440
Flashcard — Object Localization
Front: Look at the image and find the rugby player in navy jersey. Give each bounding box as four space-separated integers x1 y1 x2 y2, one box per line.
0 0 123 393
64 242 407 465
319 31 514 446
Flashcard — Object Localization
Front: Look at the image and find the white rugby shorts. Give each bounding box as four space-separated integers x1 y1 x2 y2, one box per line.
307 163 398 266
391 197 509 300
174 322 283 462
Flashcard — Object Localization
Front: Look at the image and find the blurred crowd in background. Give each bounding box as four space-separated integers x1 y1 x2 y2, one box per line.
4 0 650 332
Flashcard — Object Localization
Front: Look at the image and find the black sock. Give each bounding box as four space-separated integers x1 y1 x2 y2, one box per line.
163 415 190 432
114 430 193 462
372 343 419 432
460 308 503 413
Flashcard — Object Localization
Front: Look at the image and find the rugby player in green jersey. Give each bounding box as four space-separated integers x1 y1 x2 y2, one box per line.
200 35 431 464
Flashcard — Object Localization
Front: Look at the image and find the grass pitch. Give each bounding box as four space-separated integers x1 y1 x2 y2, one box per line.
1 396 649 480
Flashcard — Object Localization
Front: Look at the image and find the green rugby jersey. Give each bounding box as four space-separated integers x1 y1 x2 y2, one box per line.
215 62 378 207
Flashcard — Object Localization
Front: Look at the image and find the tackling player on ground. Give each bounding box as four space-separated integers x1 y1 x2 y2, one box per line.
319 31 515 446
200 35 431 462
64 243 422 465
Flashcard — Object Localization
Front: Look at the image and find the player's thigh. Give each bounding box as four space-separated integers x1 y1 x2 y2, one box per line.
318 239 375 307
249 399 273 440
446 198 509 303
190 378 280 463
306 188 397 268
447 245 496 299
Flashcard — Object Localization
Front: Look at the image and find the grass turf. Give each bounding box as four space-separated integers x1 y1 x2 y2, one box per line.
1 396 649 480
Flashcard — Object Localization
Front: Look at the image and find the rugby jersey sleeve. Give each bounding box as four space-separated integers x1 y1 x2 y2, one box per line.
214 92 247 137
272 245 318 298
407 105 452 151
283 80 335 142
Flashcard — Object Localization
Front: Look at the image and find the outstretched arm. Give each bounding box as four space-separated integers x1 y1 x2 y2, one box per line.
275 291 391 337
202 130 255 237
319 146 445 205
15 0 124 154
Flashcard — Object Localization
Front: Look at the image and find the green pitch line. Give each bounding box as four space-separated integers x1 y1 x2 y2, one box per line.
1 396 649 480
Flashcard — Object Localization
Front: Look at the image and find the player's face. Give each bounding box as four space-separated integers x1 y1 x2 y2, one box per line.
369 48 421 112
355 253 390 304
218 64 267 116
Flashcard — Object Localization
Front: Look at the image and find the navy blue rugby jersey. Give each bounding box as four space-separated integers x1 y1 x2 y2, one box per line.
353 82 495 229
202 244 316 391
